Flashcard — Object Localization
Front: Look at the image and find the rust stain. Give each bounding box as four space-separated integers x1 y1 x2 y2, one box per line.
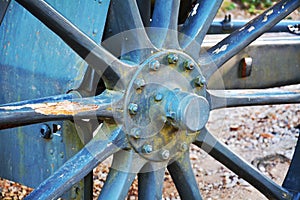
1 100 99 115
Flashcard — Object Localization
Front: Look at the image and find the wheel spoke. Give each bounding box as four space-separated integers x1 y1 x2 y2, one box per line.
0 0 11 25
138 162 166 200
0 90 123 129
179 0 223 56
25 125 125 200
208 88 300 110
201 0 300 79
168 151 203 200
107 0 156 64
15 0 134 85
149 0 181 49
98 150 146 200
194 128 293 200
283 136 300 195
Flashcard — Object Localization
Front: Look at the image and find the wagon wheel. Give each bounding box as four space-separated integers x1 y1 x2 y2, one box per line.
1 0 300 199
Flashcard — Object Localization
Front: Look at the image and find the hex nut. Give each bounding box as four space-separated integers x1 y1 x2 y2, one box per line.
133 78 146 90
183 61 195 70
167 54 179 64
142 144 153 154
149 60 160 71
160 149 170 160
128 103 138 115
194 76 206 87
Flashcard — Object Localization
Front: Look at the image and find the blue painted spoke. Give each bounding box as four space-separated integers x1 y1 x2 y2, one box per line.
98 150 146 200
208 88 300 110
150 0 180 49
15 0 133 84
283 137 300 195
168 152 203 200
25 126 125 200
108 0 156 64
201 0 300 79
179 0 223 57
194 128 293 200
138 163 166 200
0 90 123 129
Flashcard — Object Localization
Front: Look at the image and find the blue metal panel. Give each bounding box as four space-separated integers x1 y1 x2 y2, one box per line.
0 0 110 197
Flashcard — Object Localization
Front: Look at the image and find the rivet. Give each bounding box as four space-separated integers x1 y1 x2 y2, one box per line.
149 60 160 71
142 144 153 154
184 61 195 70
128 103 138 115
194 76 206 87
167 54 179 64
154 93 163 101
160 149 170 160
133 78 146 90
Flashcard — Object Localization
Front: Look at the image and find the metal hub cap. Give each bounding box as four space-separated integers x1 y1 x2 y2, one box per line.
124 50 210 162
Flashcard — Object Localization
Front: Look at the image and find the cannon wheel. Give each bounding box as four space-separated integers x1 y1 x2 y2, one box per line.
1 0 300 199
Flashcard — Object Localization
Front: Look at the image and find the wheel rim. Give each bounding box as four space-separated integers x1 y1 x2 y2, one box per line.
1 0 300 199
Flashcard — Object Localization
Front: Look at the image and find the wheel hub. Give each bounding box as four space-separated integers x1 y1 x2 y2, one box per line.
124 50 210 162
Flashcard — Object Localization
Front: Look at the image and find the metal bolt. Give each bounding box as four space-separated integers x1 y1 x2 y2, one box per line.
167 54 179 64
133 78 146 90
131 128 141 139
166 111 176 119
128 103 138 115
142 144 153 154
160 149 170 160
40 124 52 139
149 60 160 71
180 143 189 152
183 61 195 70
194 76 206 87
154 93 163 101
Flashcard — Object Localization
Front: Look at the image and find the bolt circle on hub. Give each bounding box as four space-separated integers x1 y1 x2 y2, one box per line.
124 50 209 162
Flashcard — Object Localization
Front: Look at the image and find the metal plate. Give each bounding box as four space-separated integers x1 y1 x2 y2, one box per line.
0 0 110 198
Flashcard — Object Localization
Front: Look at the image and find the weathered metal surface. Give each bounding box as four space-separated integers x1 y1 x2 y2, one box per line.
209 18 300 34
205 33 300 89
0 90 122 129
0 1 110 199
26 125 124 200
200 0 300 79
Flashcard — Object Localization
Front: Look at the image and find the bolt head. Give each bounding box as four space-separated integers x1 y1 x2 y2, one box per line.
184 61 195 70
154 93 163 101
180 143 189 152
131 128 141 139
40 124 52 139
149 60 160 71
128 103 138 115
160 149 170 160
194 76 206 87
133 78 146 90
142 144 153 154
167 54 179 64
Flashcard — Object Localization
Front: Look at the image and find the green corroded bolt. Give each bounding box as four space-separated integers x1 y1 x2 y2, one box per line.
128 103 138 115
183 61 195 70
180 142 189 152
149 60 160 71
167 54 179 64
154 93 163 101
194 76 206 87
160 149 170 160
133 78 146 90
142 144 153 154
